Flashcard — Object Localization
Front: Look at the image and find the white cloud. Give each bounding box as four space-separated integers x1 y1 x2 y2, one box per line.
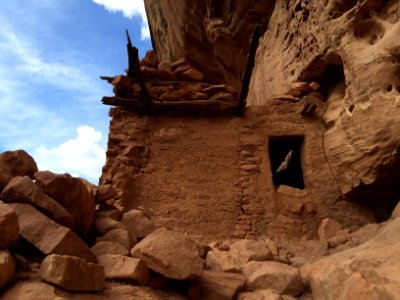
92 0 150 40
34 126 106 183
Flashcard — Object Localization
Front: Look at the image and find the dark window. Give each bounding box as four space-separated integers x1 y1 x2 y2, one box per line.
269 136 305 189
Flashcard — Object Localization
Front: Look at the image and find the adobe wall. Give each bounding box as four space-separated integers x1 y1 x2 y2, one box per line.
101 102 375 242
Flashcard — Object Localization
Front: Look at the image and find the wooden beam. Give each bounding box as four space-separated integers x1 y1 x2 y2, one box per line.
126 30 153 114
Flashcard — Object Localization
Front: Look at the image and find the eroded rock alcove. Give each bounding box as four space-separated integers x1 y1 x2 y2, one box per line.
1 1 400 299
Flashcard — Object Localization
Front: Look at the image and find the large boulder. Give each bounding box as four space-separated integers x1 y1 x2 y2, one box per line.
0 150 38 188
188 270 246 300
39 254 105 292
131 228 203 280
241 261 304 296
0 250 16 289
34 171 95 235
9 203 96 263
96 228 136 251
1 176 74 229
97 254 149 285
305 217 400 299
0 203 19 248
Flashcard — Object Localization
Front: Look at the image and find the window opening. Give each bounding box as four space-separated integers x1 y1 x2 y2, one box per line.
269 136 305 189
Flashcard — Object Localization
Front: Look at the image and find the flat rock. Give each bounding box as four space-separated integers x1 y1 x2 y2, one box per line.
188 270 246 300
206 250 240 273
0 250 16 289
0 203 19 248
241 261 303 296
1 176 75 229
39 254 105 292
96 228 136 251
121 209 155 239
34 171 95 235
91 241 129 257
131 227 203 280
229 239 273 266
97 254 149 285
9 203 96 263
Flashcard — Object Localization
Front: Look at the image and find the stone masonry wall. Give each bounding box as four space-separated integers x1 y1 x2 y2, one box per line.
101 103 375 242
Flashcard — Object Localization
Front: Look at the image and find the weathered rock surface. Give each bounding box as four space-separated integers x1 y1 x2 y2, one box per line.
0 203 19 248
0 250 16 289
144 0 276 91
97 254 149 285
242 261 304 296
131 228 203 280
121 209 155 239
188 270 246 300
305 217 400 299
34 171 95 235
9 203 96 263
1 176 75 229
229 239 273 265
39 254 105 292
0 150 38 188
90 241 129 257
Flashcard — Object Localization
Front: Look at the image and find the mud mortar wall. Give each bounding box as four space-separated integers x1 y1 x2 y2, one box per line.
101 105 374 242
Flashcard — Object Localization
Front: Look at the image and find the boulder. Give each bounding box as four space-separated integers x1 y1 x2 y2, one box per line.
93 216 125 234
0 203 19 248
0 250 16 289
305 217 400 300
0 150 38 188
229 239 273 265
317 218 343 241
131 228 203 280
188 271 246 300
241 261 303 296
141 50 159 68
95 207 122 221
1 176 74 229
97 254 149 285
121 209 155 239
39 254 105 292
34 171 95 235
206 250 240 273
96 228 136 251
90 241 129 257
9 203 96 262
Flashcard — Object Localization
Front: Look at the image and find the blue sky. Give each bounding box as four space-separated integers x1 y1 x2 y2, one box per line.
0 0 151 182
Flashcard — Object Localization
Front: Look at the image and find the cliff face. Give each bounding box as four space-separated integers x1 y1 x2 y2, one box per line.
247 0 400 212
144 0 400 214
144 0 276 91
